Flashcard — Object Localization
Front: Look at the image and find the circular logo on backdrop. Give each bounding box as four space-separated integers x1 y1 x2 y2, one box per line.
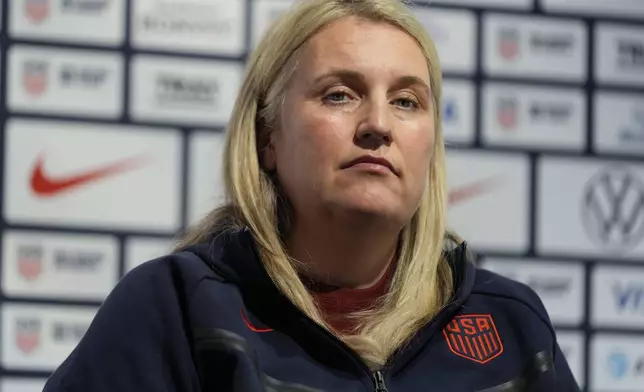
580 166 644 252
608 351 629 380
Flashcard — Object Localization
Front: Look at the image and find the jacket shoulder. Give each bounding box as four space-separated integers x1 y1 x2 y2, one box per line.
128 250 223 294
471 267 554 331
467 268 581 391
43 251 218 392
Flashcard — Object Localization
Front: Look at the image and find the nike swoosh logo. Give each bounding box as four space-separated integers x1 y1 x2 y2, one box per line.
30 154 149 197
448 177 501 207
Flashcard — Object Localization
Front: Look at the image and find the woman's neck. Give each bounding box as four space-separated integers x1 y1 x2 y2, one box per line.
287 214 400 289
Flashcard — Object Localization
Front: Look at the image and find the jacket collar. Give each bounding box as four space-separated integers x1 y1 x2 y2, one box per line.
187 226 476 311
187 226 477 374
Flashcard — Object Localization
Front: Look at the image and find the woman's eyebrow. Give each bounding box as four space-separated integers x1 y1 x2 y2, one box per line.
311 69 367 86
312 69 430 94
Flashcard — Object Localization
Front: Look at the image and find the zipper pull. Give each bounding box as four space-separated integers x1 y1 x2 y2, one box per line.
372 371 389 392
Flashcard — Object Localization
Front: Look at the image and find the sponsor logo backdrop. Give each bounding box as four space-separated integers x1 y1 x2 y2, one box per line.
0 0 641 390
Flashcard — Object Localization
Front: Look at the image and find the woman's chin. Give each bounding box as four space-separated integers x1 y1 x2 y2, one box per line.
331 196 404 222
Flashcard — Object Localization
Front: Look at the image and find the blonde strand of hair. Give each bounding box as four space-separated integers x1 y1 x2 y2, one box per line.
175 0 456 370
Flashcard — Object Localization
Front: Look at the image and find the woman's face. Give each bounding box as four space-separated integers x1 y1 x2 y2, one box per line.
264 16 436 226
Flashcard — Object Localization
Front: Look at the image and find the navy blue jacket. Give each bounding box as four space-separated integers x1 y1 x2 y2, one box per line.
43 227 580 391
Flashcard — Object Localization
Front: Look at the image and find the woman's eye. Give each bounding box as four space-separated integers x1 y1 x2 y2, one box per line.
324 92 351 103
393 97 419 109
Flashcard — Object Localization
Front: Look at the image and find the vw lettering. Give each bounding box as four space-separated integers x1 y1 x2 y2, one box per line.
613 281 644 314
618 39 644 69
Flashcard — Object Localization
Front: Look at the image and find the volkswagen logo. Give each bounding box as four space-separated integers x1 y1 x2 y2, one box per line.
581 166 644 252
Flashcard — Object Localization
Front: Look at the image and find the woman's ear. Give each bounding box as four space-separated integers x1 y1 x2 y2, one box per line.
262 142 276 171
258 128 277 172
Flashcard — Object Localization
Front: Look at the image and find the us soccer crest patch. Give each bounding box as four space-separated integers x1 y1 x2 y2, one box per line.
443 314 504 364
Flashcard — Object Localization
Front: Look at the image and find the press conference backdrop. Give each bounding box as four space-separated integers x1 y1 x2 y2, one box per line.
0 0 642 391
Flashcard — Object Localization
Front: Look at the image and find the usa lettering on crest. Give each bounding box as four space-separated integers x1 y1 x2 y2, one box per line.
443 314 504 364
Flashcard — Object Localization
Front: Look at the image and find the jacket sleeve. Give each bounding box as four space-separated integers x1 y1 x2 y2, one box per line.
43 259 201 392
520 284 582 392
553 339 582 392
497 273 583 391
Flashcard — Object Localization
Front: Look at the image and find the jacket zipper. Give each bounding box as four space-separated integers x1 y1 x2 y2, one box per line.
296 312 393 391
202 229 468 390
373 371 388 392
224 230 393 390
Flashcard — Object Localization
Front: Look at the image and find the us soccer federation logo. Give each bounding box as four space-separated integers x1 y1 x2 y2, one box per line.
26 0 50 24
17 244 44 281
23 60 49 97
496 97 518 131
15 318 42 355
443 314 504 364
498 28 520 61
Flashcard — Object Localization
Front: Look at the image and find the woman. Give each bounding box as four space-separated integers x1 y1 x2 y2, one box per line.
43 0 580 391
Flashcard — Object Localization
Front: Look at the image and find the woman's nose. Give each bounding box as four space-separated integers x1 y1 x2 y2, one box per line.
355 101 394 149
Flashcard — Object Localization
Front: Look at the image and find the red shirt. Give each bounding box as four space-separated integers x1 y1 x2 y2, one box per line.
304 261 396 334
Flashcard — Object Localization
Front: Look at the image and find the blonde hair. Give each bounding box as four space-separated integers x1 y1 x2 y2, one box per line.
175 0 454 369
